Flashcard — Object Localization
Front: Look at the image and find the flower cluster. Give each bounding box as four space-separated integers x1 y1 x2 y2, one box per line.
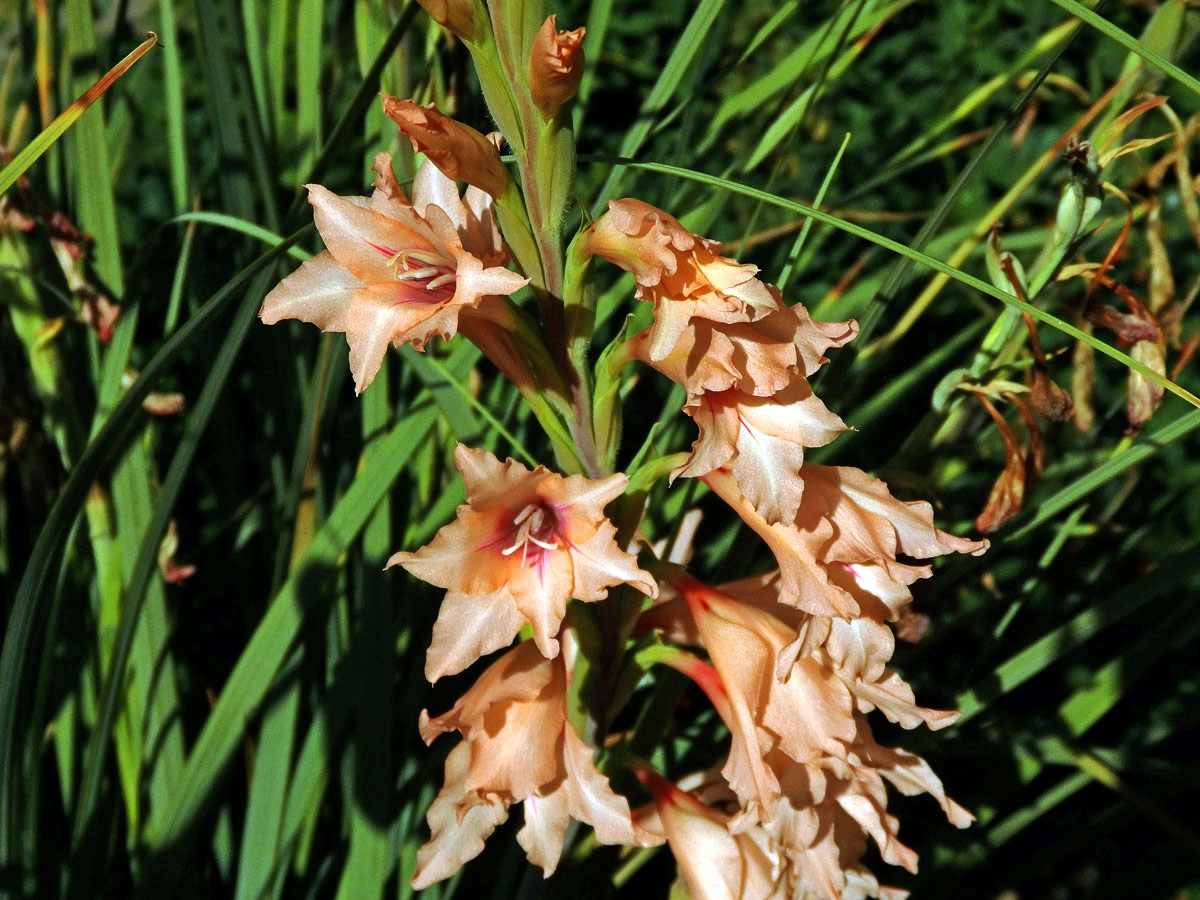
258 7 985 893
583 200 986 898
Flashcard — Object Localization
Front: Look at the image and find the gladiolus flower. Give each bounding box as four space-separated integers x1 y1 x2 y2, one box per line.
585 199 780 360
528 16 586 118
388 444 657 681
637 302 857 401
673 380 849 524
413 642 662 886
705 463 986 618
669 575 857 817
635 769 780 900
260 152 527 394
382 97 510 198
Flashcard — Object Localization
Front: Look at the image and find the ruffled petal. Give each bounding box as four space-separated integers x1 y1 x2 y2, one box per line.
677 381 848 524
560 726 660 847
387 506 513 594
517 789 571 876
411 743 510 889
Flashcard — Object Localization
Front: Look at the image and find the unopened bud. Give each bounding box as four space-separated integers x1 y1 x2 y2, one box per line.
528 15 585 118
415 0 475 41
381 97 510 198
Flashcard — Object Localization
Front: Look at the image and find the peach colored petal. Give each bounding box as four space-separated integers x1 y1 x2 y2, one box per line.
637 300 853 401
801 463 988 561
415 0 474 40
676 380 848 524
263 157 523 395
560 726 660 847
850 670 960 731
394 446 653 671
458 679 564 800
764 656 857 764
453 443 548 509
419 641 553 742
418 644 649 880
823 618 894 685
563 521 657 601
449 254 530 310
411 743 509 889
461 184 506 266
368 151 411 217
387 506 513 594
517 789 571 876
412 157 467 231
307 184 438 285
258 250 361 332
852 735 974 828
642 773 780 900
585 199 781 361
343 284 460 392
507 548 574 660
423 589 525 683
705 470 858 618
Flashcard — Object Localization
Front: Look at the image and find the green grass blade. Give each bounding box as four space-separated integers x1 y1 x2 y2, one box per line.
69 273 274 857
953 550 1200 723
589 0 726 216
1047 0 1200 99
145 403 441 850
0 232 302 874
166 212 312 261
157 1 189 211
0 34 157 198
1011 407 1200 537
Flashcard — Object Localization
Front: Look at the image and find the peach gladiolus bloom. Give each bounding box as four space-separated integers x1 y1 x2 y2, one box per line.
673 380 849 525
585 199 780 361
637 770 781 900
671 576 856 819
637 302 857 402
413 642 662 886
388 444 656 681
529 16 586 117
716 572 963 732
382 97 511 198
705 463 986 618
259 153 526 394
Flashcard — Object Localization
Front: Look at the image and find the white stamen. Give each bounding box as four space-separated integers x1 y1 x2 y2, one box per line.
397 266 440 281
426 273 456 290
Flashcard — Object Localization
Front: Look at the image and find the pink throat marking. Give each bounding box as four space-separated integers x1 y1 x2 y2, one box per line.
479 503 565 575
363 240 456 298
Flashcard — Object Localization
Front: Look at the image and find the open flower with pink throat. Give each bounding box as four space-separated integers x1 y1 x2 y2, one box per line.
388 444 657 681
259 149 527 394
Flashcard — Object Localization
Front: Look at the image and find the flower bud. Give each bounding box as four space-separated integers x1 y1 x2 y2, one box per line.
415 0 475 41
381 97 510 198
528 16 585 118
